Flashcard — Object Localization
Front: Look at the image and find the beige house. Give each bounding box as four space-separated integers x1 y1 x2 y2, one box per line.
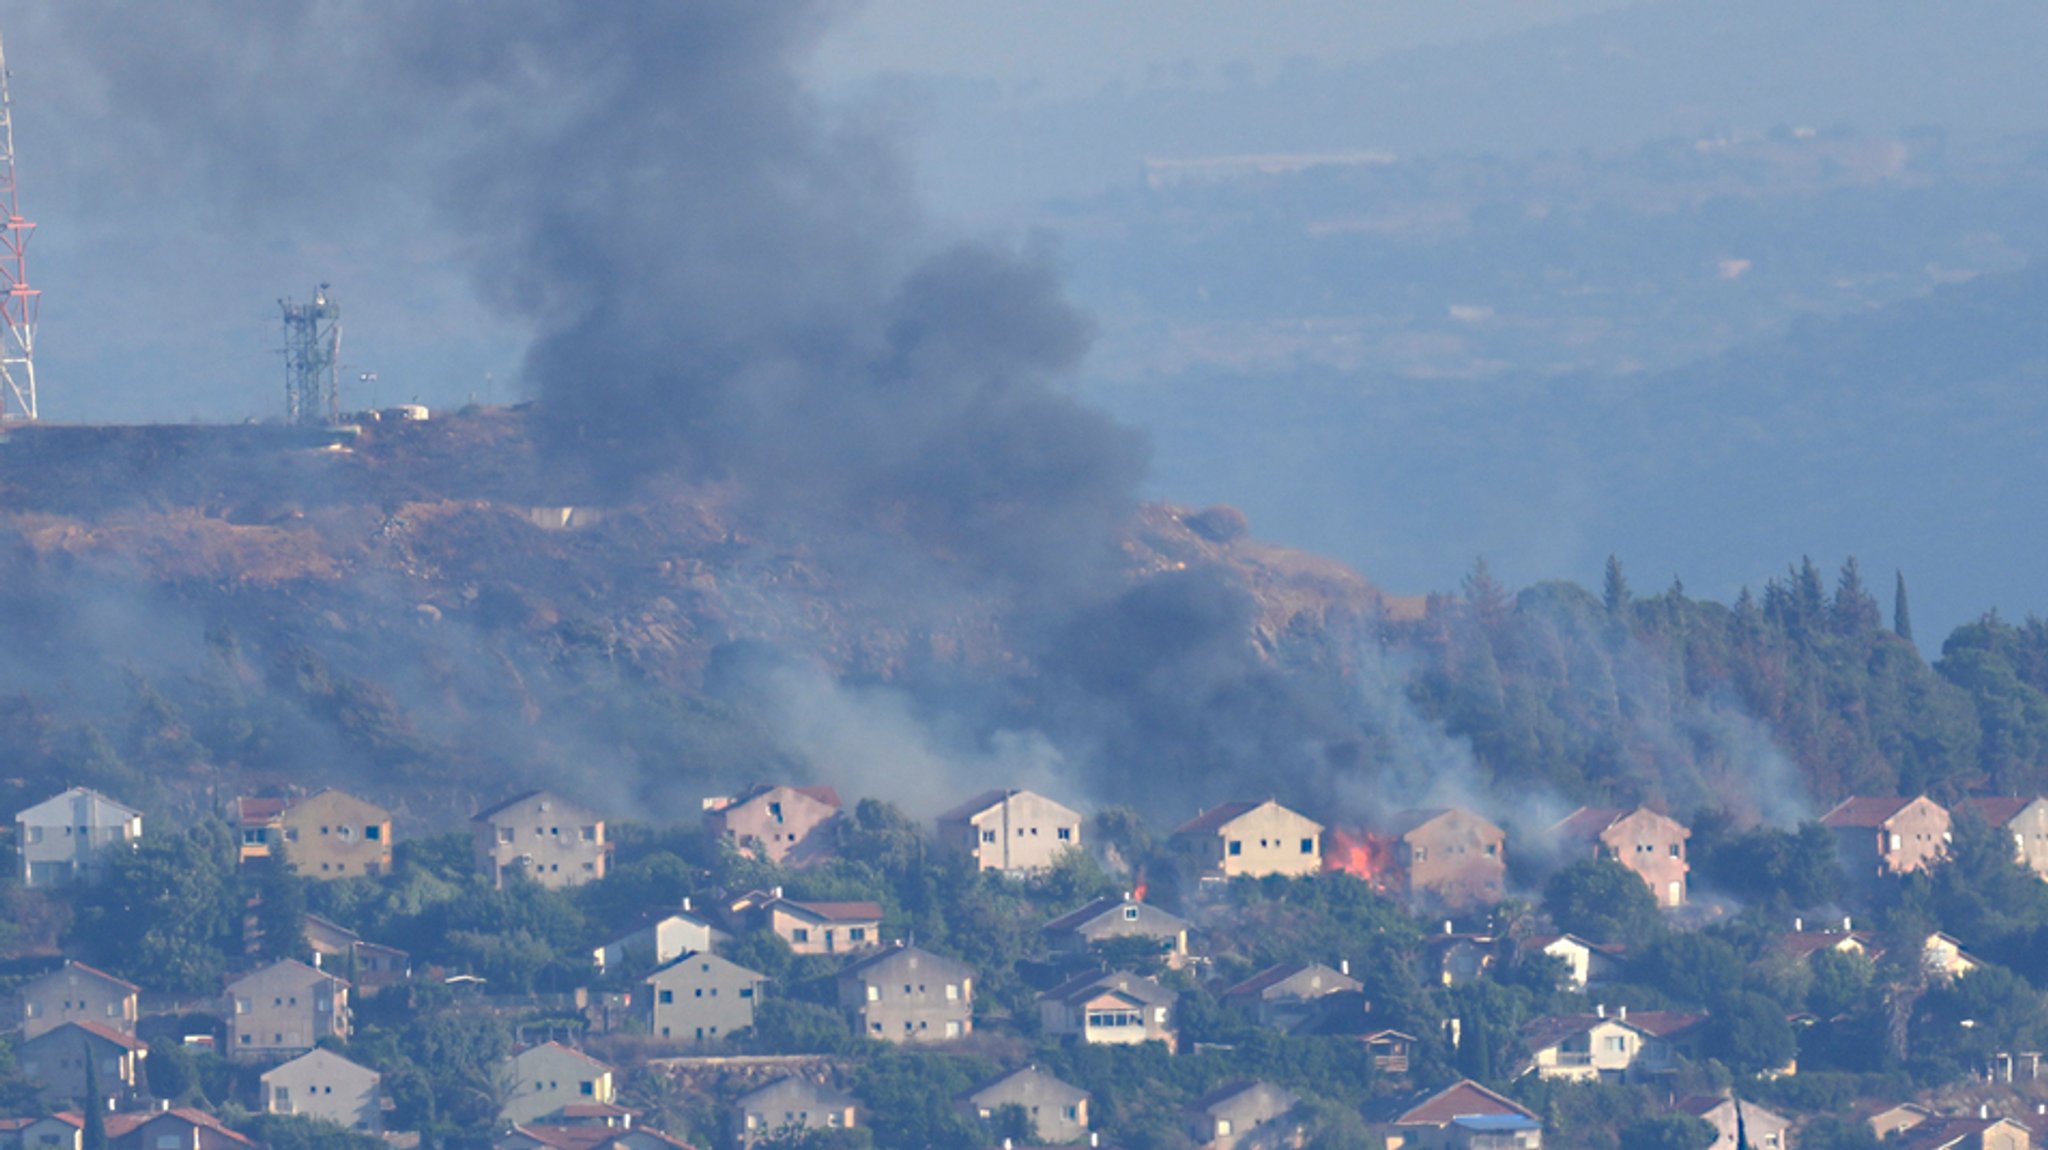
21 960 140 1040
1388 808 1508 909
472 791 609 890
1519 1008 1701 1083
1959 796 2048 880
14 787 142 888
1820 795 1951 886
1185 1080 1302 1150
593 911 721 974
936 788 1084 874
303 914 411 993
958 1066 1090 1145
1890 1115 2031 1150
1041 895 1191 967
1672 1095 1788 1150
1219 962 1361 1031
1039 970 1178 1051
702 784 841 866
1368 1079 1543 1149
225 959 351 1061
234 790 394 878
1173 800 1324 880
1518 935 1626 990
501 1042 616 1125
1552 806 1691 908
764 897 883 956
644 951 766 1044
262 1048 383 1132
109 1108 255 1150
18 1022 146 1106
1922 932 1984 982
733 1077 859 1146
837 944 975 1044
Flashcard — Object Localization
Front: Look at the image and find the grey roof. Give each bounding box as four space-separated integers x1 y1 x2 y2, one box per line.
837 943 975 984
1039 969 1177 1008
1042 896 1188 935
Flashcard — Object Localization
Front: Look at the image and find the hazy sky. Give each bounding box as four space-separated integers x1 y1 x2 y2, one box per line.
809 0 1645 99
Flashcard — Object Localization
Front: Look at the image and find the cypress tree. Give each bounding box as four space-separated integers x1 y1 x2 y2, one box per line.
1894 570 1915 643
82 1049 107 1150
1603 555 1630 615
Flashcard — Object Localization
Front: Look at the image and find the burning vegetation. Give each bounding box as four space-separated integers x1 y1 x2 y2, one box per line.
1323 827 1398 892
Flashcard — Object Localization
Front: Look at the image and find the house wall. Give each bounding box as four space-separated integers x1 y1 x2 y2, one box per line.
2008 801 2048 880
264 1054 383 1132
707 788 838 865
1530 1020 1669 1082
734 1083 858 1146
966 1075 1088 1145
474 795 607 890
1594 810 1690 908
1879 799 1952 876
279 792 394 879
1196 805 1322 879
502 1046 615 1125
647 956 762 1044
842 964 972 1043
227 965 349 1061
1063 904 1189 959
1695 1101 1787 1150
941 792 1083 874
1400 811 1507 908
1043 991 1175 1050
22 967 137 1040
18 1031 138 1106
16 790 141 888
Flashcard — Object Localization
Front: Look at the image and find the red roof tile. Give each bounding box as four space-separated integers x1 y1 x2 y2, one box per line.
1174 801 1263 836
1393 1080 1537 1125
1820 796 1922 828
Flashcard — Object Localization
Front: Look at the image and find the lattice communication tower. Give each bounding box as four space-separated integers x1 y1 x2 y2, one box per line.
280 284 342 426
0 27 41 422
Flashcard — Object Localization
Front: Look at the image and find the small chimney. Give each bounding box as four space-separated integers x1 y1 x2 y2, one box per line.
1980 1103 1990 1120
1091 1136 1100 1148
1843 915 1852 931
1004 1141 1013 1150
681 896 691 912
771 885 783 899
1793 917 1803 932
1340 959 1350 977
1596 1003 1605 1018
1443 920 1454 935
1618 1005 1627 1021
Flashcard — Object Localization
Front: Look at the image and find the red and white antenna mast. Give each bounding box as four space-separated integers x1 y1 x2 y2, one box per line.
0 27 39 421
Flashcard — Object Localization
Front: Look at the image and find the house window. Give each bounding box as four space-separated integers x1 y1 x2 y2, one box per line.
740 988 754 998
1123 907 1140 921
1604 1036 1626 1052
849 928 867 942
580 1082 595 1096
1669 843 1681 857
24 825 40 844
1227 840 1242 856
243 830 266 845
497 828 515 845
945 984 959 1001
580 826 598 842
338 826 354 840
365 825 382 841
1301 838 1314 854
1058 827 1072 841
792 929 810 943
659 990 673 1004
981 830 997 844
945 1021 960 1037
1889 832 1903 852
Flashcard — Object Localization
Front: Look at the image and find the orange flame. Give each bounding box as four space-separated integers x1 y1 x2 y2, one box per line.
1324 828 1396 891
1132 869 1149 903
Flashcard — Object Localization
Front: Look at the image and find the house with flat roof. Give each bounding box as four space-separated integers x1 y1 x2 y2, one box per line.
937 788 1084 874
14 787 142 888
1172 800 1323 880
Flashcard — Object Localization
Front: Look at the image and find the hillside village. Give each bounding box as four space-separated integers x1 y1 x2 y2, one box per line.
9 778 2048 1150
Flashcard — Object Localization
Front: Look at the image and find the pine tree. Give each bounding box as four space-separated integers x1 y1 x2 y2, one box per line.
1895 569 1915 643
82 1049 107 1150
1603 555 1631 616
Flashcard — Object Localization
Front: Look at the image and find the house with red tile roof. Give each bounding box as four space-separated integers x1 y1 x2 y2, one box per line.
1552 806 1691 908
703 785 842 866
18 1022 147 1107
1366 1079 1542 1148
762 897 884 956
1957 796 2048 880
20 960 140 1041
1821 795 1950 887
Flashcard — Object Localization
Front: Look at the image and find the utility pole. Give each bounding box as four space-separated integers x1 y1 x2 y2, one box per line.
0 25 40 421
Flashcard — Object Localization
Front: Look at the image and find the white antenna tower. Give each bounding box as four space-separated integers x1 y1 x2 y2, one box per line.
0 26 39 421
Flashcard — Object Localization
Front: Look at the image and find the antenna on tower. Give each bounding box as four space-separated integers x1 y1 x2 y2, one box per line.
0 26 41 422
280 284 342 426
